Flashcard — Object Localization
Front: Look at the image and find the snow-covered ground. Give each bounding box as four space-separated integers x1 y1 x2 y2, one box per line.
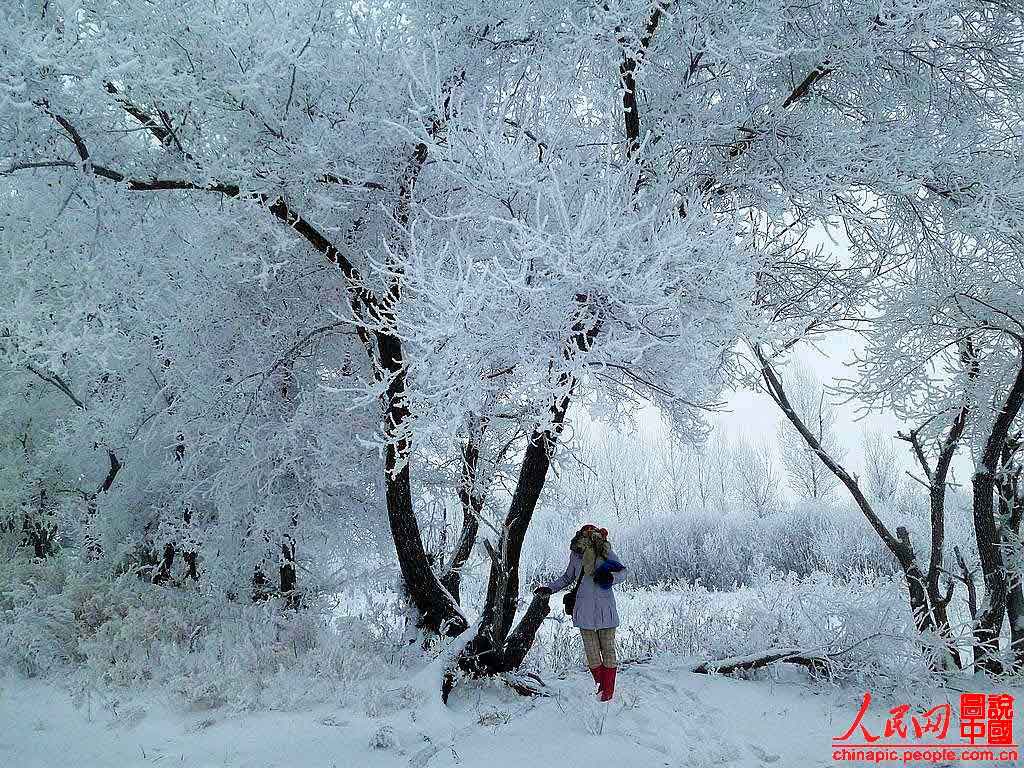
0 663 840 767
3 662 1021 768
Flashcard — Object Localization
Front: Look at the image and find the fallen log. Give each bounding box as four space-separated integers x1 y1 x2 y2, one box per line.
692 647 833 677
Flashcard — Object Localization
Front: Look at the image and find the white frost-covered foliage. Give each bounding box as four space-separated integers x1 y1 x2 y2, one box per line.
0 552 930 709
0 0 758 596
1 182 379 594
531 568 930 687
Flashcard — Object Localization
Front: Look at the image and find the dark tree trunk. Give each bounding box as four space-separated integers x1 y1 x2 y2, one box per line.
24 488 57 558
385 460 467 635
972 471 1007 674
954 545 979 621
84 449 122 559
280 508 299 609
998 441 1024 670
253 565 271 602
183 550 199 581
497 592 553 671
182 506 199 582
1007 579 1024 671
177 436 199 581
378 331 468 637
970 348 1024 674
280 536 298 609
440 435 484 605
152 542 176 584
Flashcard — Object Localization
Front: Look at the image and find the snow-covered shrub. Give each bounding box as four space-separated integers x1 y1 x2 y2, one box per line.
0 551 401 710
534 496 979 592
0 554 114 676
369 724 397 750
528 568 927 688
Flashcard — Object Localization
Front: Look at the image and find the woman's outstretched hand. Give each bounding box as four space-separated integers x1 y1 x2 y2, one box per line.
533 585 552 596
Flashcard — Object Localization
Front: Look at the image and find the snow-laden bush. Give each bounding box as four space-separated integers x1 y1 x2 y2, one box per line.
545 499 979 591
0 553 401 710
528 566 928 688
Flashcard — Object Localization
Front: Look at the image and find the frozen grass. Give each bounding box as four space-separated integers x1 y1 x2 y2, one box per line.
527 568 927 690
0 555 396 712
9 551 1023 768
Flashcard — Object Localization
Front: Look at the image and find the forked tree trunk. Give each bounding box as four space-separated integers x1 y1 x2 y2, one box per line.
444 404 571 700
758 346 960 670
445 312 599 699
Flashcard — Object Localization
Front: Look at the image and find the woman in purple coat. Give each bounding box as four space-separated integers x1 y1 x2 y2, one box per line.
535 524 627 701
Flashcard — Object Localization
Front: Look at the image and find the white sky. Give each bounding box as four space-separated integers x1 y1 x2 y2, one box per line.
583 225 978 502
597 330 975 503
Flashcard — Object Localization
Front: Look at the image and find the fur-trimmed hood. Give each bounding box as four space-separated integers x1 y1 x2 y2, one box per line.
570 525 611 575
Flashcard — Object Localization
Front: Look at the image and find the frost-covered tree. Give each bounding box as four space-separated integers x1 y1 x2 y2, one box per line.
2 0 755 691
731 437 782 518
738 0 1024 672
1 179 379 601
853 230 1024 673
776 365 842 501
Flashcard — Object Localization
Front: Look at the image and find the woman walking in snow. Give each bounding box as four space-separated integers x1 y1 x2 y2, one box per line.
535 524 626 701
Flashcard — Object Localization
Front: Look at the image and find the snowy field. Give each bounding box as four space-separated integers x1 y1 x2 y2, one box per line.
0 664 841 767
3 658 1022 768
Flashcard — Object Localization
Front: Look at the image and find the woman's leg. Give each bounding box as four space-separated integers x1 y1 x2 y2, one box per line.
580 629 603 687
597 628 617 701
597 628 617 667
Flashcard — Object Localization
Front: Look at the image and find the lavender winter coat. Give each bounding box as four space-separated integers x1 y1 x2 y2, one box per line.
545 549 627 630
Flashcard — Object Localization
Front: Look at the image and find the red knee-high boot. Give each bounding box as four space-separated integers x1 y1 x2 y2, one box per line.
599 666 617 701
589 666 602 690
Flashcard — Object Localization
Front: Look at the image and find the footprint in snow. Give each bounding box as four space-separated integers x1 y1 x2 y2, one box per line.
632 735 671 756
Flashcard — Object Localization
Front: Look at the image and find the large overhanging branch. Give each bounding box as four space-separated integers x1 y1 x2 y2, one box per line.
6 122 378 319
754 343 907 561
25 363 87 409
16 95 472 638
